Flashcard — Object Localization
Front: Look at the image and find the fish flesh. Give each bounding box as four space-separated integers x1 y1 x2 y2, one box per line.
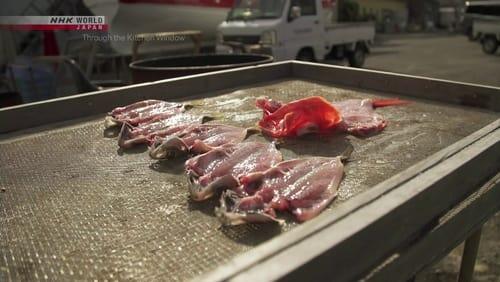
118 113 211 148
256 96 408 138
149 124 251 160
217 157 344 225
256 96 342 138
105 100 187 128
110 99 163 116
334 99 393 137
185 142 282 201
108 101 186 128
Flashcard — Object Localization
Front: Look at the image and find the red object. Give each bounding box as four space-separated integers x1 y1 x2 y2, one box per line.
0 24 108 31
372 98 410 108
43 30 60 56
256 96 410 138
256 96 342 138
119 0 234 8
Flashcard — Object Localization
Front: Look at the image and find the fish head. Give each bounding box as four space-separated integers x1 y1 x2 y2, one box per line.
215 190 283 226
149 136 188 160
187 170 213 201
188 173 240 202
104 116 120 129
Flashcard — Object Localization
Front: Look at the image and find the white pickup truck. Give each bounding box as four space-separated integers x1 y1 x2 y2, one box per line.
473 19 500 54
216 0 375 67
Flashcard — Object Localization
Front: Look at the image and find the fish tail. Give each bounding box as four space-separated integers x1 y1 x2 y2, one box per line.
372 98 410 108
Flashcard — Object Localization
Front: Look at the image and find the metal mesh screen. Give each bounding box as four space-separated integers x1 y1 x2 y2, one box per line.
1 79 498 281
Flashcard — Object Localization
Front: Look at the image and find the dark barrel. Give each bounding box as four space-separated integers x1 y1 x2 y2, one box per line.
129 54 274 83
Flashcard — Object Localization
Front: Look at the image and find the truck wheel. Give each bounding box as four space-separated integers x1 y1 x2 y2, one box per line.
296 49 315 62
347 44 366 68
482 36 499 54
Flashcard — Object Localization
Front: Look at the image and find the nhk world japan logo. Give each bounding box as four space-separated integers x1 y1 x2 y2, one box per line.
0 16 108 31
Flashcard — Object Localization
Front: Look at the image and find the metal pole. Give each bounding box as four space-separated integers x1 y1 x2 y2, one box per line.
457 226 483 282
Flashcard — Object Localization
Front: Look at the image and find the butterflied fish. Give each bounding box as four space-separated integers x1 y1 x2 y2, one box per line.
149 124 252 160
217 157 345 225
185 142 282 201
118 113 211 148
105 100 187 128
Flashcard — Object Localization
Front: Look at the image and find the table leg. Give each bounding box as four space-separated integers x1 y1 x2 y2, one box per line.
457 226 483 282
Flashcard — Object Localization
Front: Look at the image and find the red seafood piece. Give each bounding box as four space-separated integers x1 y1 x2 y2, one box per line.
256 96 409 138
256 96 342 138
217 157 344 225
149 124 250 159
372 98 410 108
185 142 282 201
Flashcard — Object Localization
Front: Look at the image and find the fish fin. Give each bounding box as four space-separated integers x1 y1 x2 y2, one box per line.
188 173 238 201
117 123 146 149
117 123 133 148
372 98 411 108
187 170 207 201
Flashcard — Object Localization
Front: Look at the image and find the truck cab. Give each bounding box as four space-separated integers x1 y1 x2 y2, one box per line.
462 0 500 40
216 0 375 67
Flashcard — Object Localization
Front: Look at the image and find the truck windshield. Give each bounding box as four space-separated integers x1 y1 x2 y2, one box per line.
227 0 286 21
465 4 500 16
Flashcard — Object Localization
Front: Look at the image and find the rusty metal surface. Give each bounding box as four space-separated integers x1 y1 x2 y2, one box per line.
0 79 498 281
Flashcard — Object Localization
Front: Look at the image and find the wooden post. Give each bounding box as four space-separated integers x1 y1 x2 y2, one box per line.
457 226 483 282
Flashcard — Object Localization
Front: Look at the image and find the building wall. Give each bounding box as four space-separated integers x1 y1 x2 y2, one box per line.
352 0 408 32
1 0 48 16
355 0 407 13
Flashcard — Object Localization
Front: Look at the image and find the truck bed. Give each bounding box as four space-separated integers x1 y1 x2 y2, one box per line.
473 19 500 36
325 21 375 45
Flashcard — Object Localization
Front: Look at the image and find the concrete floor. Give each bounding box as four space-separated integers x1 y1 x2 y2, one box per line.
365 32 500 282
366 33 500 87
